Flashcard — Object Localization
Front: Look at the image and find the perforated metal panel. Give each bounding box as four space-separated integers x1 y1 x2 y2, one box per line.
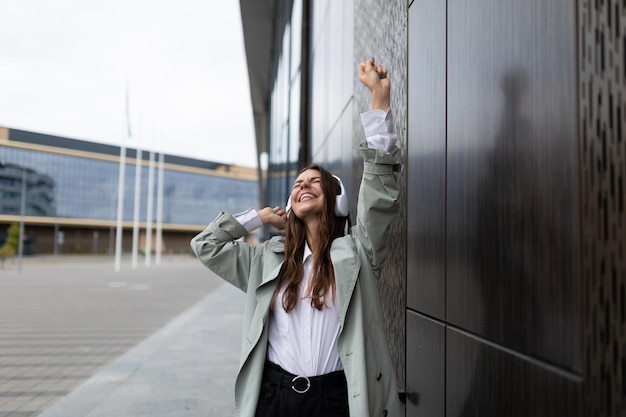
353 0 408 386
580 1 626 415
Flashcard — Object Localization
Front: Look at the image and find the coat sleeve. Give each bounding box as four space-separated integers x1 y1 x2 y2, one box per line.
354 145 403 276
190 211 258 292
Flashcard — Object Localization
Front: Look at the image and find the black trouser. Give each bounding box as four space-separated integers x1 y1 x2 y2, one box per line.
255 361 350 417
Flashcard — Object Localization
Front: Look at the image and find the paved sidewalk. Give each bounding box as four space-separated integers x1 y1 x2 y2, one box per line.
37 283 244 417
0 256 244 417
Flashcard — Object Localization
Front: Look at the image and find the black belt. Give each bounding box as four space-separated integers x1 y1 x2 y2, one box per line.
263 361 347 394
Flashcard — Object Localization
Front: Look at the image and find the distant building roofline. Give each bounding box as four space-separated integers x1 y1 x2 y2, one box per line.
1 125 255 175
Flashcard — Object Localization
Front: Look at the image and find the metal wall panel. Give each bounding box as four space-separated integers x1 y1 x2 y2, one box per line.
406 311 445 417
406 0 447 319
446 329 582 417
446 0 581 371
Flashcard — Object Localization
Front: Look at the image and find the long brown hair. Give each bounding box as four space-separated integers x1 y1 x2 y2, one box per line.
274 164 351 312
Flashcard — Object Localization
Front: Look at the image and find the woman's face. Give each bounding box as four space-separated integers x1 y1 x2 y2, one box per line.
290 169 326 220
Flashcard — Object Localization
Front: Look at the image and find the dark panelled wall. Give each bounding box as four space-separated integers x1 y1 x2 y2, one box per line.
402 0 625 415
580 1 626 415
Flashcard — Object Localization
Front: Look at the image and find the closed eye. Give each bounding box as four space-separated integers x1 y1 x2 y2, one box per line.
292 177 321 188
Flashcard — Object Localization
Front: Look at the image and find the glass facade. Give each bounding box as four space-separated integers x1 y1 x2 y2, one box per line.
265 0 356 211
266 0 304 209
0 142 258 226
309 0 354 177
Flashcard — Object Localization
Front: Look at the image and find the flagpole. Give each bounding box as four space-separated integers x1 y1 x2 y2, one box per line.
131 146 142 269
145 150 155 266
155 152 164 265
114 144 126 272
115 81 132 272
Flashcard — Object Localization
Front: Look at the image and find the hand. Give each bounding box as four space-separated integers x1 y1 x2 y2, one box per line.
359 57 390 111
259 206 287 230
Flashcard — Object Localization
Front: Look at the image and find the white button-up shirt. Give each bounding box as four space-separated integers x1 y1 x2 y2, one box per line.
234 108 397 377
267 241 342 376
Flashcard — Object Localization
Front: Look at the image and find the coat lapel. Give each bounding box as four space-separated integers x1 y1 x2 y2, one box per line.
332 236 361 328
238 241 284 370
255 241 284 321
256 262 282 306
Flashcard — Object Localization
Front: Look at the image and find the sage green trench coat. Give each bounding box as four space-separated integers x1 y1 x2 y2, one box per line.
191 145 404 417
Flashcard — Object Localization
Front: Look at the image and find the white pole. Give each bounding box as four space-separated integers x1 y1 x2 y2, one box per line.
131 148 142 269
116 80 132 272
145 151 155 266
114 145 126 272
155 152 164 265
17 169 26 273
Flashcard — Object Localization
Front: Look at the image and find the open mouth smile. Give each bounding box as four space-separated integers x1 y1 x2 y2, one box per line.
299 193 317 202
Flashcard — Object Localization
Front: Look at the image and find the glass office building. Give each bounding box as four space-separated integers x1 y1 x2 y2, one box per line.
0 125 258 254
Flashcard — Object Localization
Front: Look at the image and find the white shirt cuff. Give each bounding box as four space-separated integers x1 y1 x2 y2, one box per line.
360 108 397 151
232 208 263 233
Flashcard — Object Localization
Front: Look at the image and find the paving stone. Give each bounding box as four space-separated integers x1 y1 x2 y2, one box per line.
0 256 236 416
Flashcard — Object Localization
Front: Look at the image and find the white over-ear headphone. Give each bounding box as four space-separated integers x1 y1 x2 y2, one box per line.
285 174 349 217
333 175 350 217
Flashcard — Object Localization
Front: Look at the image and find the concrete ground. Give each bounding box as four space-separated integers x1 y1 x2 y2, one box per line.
0 255 244 417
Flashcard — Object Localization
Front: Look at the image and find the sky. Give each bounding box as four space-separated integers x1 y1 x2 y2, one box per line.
0 0 257 168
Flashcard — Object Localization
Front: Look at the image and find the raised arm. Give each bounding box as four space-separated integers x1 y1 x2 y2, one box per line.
354 58 402 275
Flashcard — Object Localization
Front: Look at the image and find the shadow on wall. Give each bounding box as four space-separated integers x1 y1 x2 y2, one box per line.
454 67 578 416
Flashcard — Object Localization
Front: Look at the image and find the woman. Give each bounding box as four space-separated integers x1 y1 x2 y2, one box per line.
191 58 403 417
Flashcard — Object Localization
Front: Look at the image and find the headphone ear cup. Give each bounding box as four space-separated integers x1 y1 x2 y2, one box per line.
335 193 349 217
333 175 349 217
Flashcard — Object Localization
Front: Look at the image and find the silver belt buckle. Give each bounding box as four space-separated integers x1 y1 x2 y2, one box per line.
291 375 311 393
